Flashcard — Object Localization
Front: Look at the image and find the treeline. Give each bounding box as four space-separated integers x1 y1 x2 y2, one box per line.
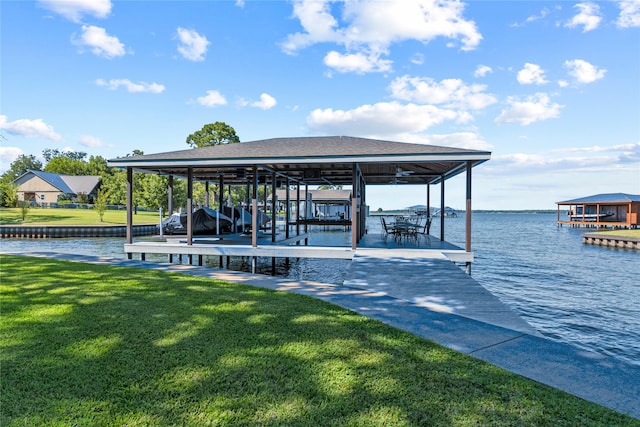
0 148 217 212
1 122 247 212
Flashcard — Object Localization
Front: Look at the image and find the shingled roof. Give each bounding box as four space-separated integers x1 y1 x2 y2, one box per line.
108 136 491 186
14 170 100 195
557 193 640 204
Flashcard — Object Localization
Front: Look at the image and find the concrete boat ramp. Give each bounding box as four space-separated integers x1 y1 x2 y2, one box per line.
346 248 540 336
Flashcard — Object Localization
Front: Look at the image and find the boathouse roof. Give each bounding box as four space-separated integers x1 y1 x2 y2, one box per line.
108 136 490 186
557 193 640 204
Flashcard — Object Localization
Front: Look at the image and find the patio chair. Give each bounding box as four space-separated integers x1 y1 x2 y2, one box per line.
415 217 432 243
380 217 398 241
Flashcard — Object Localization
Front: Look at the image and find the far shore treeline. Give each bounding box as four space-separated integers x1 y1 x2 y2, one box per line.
0 122 255 213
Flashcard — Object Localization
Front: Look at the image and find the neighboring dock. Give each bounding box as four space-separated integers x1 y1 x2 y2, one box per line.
583 232 640 249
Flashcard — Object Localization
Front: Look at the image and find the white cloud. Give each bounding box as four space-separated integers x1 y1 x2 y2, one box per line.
517 63 548 85
196 90 227 107
564 59 606 84
389 76 497 110
617 0 640 28
324 50 393 74
565 2 602 32
484 142 639 175
73 25 126 58
0 146 25 171
494 93 563 125
251 93 277 110
552 142 640 163
410 53 425 65
0 115 62 141
38 0 111 23
306 101 471 135
282 0 482 73
474 65 492 78
96 78 165 93
176 27 210 61
79 135 106 148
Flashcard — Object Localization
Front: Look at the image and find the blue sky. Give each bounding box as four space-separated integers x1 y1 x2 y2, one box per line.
1 0 639 210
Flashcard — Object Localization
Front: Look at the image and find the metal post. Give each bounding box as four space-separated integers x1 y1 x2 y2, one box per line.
296 184 301 240
168 175 174 216
187 168 193 246
285 177 290 239
126 167 133 256
252 165 258 273
465 161 472 275
440 177 445 242
351 163 357 250
271 172 277 243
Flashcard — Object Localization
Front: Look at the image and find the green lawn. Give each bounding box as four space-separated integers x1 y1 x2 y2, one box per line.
587 229 640 238
0 207 161 225
1 255 637 426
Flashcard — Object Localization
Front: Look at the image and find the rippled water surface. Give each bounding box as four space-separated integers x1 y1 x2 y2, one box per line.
2 212 638 365
428 212 640 366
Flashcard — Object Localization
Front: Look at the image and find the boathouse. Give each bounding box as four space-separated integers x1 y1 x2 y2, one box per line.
556 193 640 229
107 136 491 273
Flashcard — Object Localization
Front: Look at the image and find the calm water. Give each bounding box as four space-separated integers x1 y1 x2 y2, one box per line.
2 212 638 366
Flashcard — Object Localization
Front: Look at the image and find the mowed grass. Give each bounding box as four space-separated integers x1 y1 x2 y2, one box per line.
1 255 637 426
588 229 640 238
0 207 161 225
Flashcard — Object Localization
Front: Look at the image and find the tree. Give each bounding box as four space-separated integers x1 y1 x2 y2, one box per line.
44 156 89 175
94 188 108 222
186 122 239 148
18 200 30 221
42 148 87 162
0 182 18 207
86 155 110 176
0 154 42 183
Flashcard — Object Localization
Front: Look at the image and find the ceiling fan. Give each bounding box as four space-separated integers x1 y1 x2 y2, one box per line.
395 166 414 177
389 177 408 185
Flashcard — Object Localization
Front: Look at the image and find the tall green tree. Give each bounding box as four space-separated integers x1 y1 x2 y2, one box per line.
44 156 89 175
186 122 240 148
1 154 42 183
42 148 87 162
0 182 18 207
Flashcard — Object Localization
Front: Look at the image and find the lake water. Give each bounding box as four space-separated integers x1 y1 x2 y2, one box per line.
2 212 638 366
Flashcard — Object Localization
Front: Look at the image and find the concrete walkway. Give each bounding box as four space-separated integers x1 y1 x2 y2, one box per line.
3 251 639 419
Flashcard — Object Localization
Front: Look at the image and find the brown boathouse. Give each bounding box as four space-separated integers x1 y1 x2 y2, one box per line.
557 193 640 229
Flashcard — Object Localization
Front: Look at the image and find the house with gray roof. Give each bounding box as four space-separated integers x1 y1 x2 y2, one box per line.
14 170 101 206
